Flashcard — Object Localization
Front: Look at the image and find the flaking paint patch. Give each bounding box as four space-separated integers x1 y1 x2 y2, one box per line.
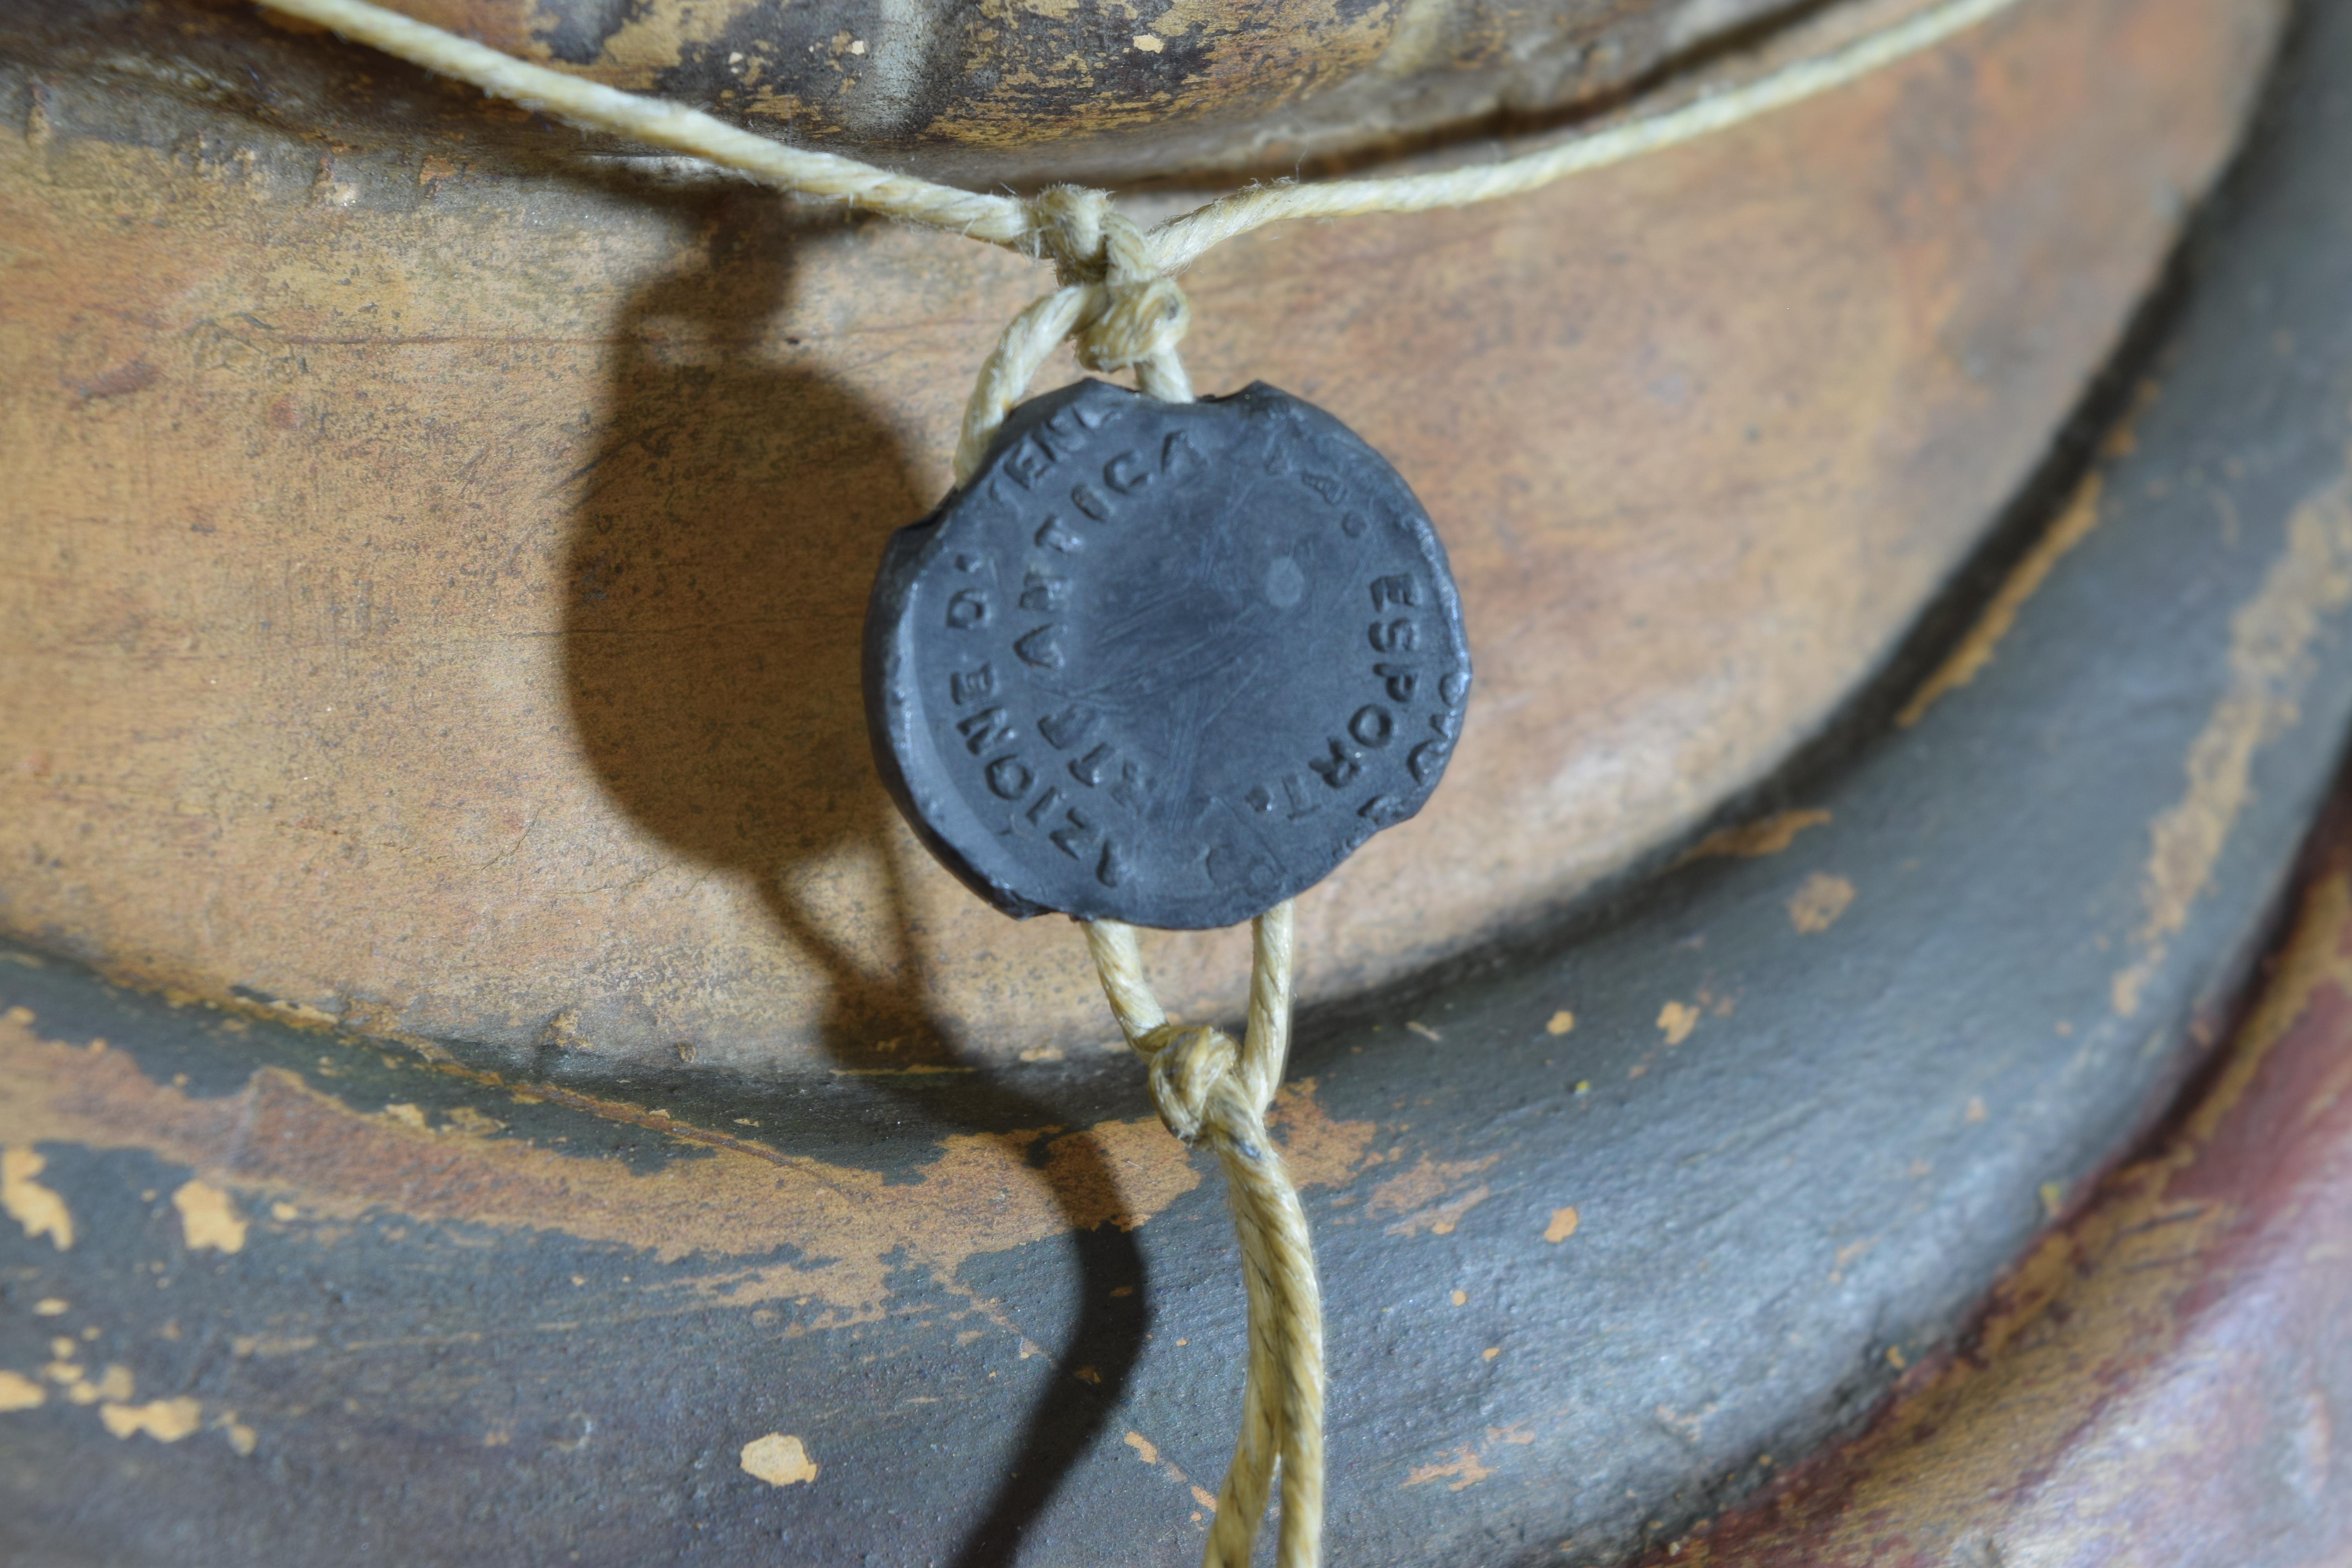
1124 1427 1195 1487
172 1178 247 1253
1544 1206 1581 1243
1403 1444 1496 1490
552 0 775 84
1657 1001 1700 1045
1679 809 1833 863
100 1396 201 1442
1787 873 1857 934
217 1412 258 1456
1265 1078 1379 1188
62 1364 134 1406
1 1146 73 1249
0 1011 1370 1321
1898 473 2104 727
740 1431 818 1486
1368 1154 1496 1237
0 1370 45 1411
2112 463 2352 1016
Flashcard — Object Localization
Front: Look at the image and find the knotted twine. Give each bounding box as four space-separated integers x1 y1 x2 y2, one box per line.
957 186 1317 1568
955 186 1195 483
242 2 2045 1560
1089 904 1319 1568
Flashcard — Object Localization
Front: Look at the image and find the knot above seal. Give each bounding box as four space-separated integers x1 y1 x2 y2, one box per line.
1026 185 1191 376
869 378 1471 929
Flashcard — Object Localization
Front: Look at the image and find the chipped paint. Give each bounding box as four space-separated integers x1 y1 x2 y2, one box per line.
1545 1009 1576 1036
1657 1002 1700 1045
1828 1236 1875 1284
550 0 776 88
230 1335 318 1358
1368 1155 1497 1237
1898 473 2105 727
1544 1206 1581 1243
217 1413 258 1456
1403 1444 1496 1490
99 1397 202 1442
1679 809 1833 862
172 1179 247 1254
1 1146 73 1249
0 1370 45 1411
1786 873 1856 934
0 1008 1370 1321
739 1432 818 1486
64 1365 134 1406
2113 463 2352 1015
1122 1427 1197 1488
1263 1079 1378 1188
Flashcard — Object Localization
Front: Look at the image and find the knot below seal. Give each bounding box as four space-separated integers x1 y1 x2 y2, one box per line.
1135 1022 1245 1146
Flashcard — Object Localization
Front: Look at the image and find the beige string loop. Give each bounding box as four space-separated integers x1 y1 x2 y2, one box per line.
952 189 1195 486
1086 903 1323 1568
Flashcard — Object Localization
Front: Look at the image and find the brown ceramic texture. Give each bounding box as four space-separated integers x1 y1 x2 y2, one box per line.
0 0 2279 1069
378 0 1831 182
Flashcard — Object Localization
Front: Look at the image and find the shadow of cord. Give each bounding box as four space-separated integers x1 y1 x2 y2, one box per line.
558 193 1151 1568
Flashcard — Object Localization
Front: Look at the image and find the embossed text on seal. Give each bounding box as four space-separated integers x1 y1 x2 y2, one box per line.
865 379 1471 928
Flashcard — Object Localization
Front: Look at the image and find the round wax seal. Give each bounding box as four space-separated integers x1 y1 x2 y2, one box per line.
864 379 1471 929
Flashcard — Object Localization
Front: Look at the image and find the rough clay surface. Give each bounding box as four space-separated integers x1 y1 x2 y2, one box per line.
0 0 2284 1064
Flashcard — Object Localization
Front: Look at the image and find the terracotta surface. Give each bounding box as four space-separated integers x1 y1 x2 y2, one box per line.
372 0 1829 182
0 0 2281 1068
1663 849 2352 1568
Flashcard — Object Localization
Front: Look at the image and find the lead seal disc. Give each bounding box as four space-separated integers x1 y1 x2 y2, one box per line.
864 379 1471 929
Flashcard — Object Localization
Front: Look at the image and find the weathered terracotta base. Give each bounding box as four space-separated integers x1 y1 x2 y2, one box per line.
1667 827 2352 1568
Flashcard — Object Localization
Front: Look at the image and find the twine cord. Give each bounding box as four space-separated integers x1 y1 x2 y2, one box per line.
258 0 2029 468
953 187 1194 485
1086 903 1320 1568
241 2 2037 1561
